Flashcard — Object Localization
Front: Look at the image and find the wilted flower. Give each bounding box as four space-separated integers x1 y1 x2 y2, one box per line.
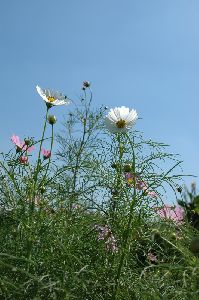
19 156 28 164
11 135 34 152
36 85 71 107
42 148 51 160
155 205 184 224
105 106 138 133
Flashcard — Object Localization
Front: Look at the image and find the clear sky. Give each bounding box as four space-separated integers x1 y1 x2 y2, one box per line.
0 0 198 196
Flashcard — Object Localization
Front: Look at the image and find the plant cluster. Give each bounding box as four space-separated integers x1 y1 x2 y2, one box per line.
0 82 198 299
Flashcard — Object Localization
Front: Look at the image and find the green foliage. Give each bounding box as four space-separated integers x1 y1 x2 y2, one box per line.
178 183 199 230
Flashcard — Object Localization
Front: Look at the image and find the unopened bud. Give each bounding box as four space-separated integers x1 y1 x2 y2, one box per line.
111 189 118 196
190 237 199 256
119 143 124 155
24 139 32 146
48 115 57 125
170 233 177 240
111 163 118 169
123 164 132 172
177 186 182 193
191 182 196 191
19 156 28 164
151 229 161 241
83 81 90 88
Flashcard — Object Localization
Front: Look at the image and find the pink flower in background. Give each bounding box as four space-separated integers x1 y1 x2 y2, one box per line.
94 225 110 240
147 252 157 262
136 180 148 191
94 224 118 253
147 191 158 198
155 205 184 224
19 156 28 164
11 135 34 152
124 173 157 198
42 148 51 159
125 172 136 187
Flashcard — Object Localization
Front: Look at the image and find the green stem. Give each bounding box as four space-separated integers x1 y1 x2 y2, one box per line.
113 134 136 300
40 124 54 187
33 107 49 192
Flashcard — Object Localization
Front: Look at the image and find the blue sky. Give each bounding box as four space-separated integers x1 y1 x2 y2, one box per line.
0 0 198 196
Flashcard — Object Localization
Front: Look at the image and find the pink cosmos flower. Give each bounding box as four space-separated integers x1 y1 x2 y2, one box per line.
11 135 34 152
155 205 184 224
19 156 28 164
42 148 51 159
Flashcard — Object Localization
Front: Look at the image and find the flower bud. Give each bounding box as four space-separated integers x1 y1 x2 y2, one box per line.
151 229 161 241
48 115 57 125
177 186 182 193
190 237 199 256
40 185 46 194
123 164 132 172
170 233 177 240
111 189 118 196
83 81 90 88
111 162 118 169
24 139 31 146
19 156 28 164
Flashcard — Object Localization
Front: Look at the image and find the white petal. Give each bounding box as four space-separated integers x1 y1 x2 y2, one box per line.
107 111 118 122
36 85 48 101
125 109 138 123
118 106 130 120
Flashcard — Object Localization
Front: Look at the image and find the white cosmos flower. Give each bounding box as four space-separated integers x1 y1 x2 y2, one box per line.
105 106 138 133
36 85 71 107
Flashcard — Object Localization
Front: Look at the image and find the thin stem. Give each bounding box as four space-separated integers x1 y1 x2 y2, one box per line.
71 89 92 195
40 124 54 187
113 134 136 300
33 107 49 191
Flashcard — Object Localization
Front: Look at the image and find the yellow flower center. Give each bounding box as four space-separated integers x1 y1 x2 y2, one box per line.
127 178 133 184
116 119 126 128
47 96 56 103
